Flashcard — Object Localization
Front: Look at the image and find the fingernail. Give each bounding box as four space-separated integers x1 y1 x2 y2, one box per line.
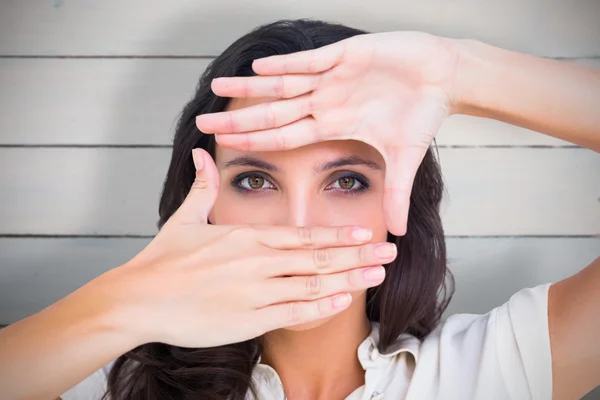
374 243 397 259
331 293 352 309
192 149 204 170
363 266 385 283
352 228 372 242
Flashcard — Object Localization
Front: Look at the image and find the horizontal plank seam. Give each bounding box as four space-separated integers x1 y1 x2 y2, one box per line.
0 55 218 59
0 234 597 239
0 144 174 149
0 144 582 149
0 55 599 60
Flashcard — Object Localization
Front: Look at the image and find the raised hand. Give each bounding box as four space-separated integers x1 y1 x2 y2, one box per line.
107 148 396 348
195 32 461 235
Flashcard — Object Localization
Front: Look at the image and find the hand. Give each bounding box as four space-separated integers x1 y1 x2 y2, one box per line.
195 31 461 235
103 148 395 348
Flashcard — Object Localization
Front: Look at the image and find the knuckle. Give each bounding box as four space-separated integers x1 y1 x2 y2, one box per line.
305 275 322 296
346 270 355 288
227 113 237 134
313 248 331 269
263 103 277 129
274 127 287 150
317 297 328 317
275 76 285 98
287 302 302 323
303 94 315 115
357 245 368 264
336 227 347 244
243 79 250 97
297 227 315 247
190 178 209 191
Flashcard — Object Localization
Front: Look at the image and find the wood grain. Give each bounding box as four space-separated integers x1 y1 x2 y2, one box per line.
0 147 598 236
1 237 598 324
0 58 597 146
1 0 599 57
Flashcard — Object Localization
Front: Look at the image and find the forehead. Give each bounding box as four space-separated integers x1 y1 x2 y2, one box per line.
216 97 384 166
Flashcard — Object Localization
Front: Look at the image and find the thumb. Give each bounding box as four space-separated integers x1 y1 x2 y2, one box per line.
171 148 220 225
383 147 425 236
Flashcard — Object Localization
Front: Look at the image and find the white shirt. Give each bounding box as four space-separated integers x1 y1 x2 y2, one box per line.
62 283 552 400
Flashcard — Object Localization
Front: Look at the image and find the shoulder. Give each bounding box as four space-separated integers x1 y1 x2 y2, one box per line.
407 283 552 400
60 361 115 400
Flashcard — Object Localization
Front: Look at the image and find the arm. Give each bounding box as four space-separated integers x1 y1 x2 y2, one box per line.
0 149 388 400
454 39 600 152
455 39 600 399
0 269 139 400
549 256 600 399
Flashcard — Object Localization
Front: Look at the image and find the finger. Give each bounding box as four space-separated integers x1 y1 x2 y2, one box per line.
169 148 220 225
214 117 320 152
382 146 426 236
266 242 397 277
256 293 353 331
196 95 312 135
256 266 385 308
254 225 374 250
252 42 345 75
382 101 447 236
210 74 319 99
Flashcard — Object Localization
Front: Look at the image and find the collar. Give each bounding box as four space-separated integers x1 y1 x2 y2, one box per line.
250 322 421 399
357 322 421 370
254 321 421 368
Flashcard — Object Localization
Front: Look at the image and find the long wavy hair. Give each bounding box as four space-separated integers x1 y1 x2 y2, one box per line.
105 18 454 400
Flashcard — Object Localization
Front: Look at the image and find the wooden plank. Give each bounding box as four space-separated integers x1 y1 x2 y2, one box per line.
0 238 151 325
0 148 598 236
1 0 600 58
0 58 210 145
1 58 598 146
443 238 600 317
0 148 169 235
0 237 597 325
439 148 600 236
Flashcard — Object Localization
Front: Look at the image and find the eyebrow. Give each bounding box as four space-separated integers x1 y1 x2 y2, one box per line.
222 155 383 173
223 156 278 172
317 156 383 172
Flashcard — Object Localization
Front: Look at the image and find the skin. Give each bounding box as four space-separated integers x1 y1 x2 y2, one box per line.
1 32 598 400
210 96 389 399
197 34 600 399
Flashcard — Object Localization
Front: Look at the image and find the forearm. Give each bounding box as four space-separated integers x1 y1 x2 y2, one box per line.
0 270 139 400
453 39 600 152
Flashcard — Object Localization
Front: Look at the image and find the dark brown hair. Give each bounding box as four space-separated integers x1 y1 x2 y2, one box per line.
105 18 454 400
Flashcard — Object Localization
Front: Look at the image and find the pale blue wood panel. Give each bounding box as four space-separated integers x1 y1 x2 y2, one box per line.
0 58 209 145
0 0 599 57
0 148 598 236
0 237 597 324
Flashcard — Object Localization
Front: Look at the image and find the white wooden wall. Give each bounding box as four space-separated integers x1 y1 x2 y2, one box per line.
0 3 599 394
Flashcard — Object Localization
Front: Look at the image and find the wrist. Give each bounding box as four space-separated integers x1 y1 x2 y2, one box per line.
448 38 504 118
75 266 149 350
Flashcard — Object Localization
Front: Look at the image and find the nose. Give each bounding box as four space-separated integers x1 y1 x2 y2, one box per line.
281 186 323 228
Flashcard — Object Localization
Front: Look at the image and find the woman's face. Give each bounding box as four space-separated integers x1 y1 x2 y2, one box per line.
210 97 389 331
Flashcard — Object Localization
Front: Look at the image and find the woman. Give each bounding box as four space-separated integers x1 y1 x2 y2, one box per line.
1 19 598 400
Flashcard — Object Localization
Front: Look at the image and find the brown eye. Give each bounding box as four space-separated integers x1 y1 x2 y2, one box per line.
237 174 275 191
326 173 368 194
247 175 265 189
337 177 356 189
234 172 276 192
